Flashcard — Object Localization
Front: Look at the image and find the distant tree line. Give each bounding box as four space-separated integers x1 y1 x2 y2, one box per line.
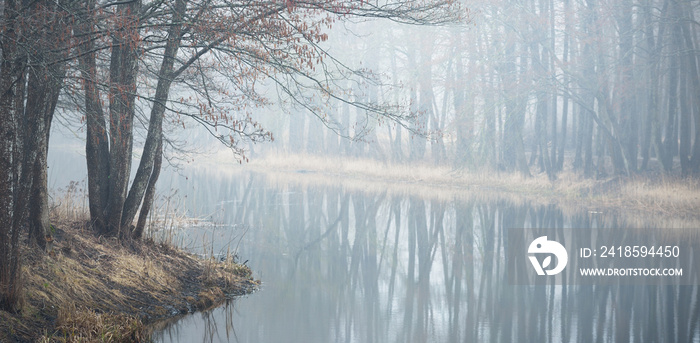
0 0 462 312
279 0 700 179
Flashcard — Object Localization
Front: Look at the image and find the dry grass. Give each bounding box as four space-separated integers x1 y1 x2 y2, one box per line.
226 152 700 224
616 175 700 215
0 213 259 342
50 180 90 222
39 304 146 343
239 153 554 200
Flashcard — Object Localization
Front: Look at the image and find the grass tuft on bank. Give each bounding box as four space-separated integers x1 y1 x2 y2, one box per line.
0 216 259 342
238 153 700 220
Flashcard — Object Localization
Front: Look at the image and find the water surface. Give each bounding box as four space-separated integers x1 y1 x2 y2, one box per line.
151 170 700 343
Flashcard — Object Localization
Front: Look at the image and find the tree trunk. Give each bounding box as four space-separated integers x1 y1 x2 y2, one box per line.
78 0 111 232
452 29 469 167
683 10 700 174
25 0 69 247
532 33 553 177
26 61 64 249
0 14 21 314
679 40 690 175
408 30 426 161
549 1 558 174
134 138 162 239
0 0 26 311
501 38 530 176
105 0 141 237
680 2 700 174
574 101 584 169
558 0 572 171
640 0 658 170
484 58 497 169
122 0 186 232
617 0 637 172
661 5 680 172
581 0 598 177
1 0 72 309
388 41 404 162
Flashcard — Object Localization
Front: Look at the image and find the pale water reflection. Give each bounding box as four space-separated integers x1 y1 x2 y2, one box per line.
151 171 700 343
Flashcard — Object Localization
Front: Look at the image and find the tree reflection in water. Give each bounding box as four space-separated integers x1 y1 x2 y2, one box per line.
152 171 700 343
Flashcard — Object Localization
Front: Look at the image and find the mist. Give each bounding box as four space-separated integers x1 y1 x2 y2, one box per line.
2 0 699 341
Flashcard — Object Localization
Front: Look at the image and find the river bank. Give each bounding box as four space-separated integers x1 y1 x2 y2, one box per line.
236 153 700 221
0 216 259 342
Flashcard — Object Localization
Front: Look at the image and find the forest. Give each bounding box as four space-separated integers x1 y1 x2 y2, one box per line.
0 0 461 313
1 0 700 321
267 0 700 180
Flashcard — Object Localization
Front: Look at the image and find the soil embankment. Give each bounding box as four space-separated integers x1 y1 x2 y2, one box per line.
0 219 258 342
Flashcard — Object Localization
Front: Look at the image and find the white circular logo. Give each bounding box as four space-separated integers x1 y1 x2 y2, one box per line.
528 236 568 275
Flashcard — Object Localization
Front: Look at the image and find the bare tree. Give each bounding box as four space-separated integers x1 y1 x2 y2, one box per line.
0 0 74 311
71 0 463 238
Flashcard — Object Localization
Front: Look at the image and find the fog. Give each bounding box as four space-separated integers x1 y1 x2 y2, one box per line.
38 0 697 185
141 0 700 178
23 0 700 340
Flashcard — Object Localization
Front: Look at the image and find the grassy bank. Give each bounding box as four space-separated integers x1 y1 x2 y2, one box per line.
236 153 700 221
0 215 259 342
